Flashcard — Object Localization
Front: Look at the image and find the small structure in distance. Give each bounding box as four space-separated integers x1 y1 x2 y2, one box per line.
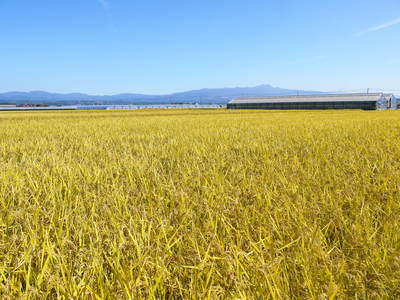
227 93 398 110
0 103 16 107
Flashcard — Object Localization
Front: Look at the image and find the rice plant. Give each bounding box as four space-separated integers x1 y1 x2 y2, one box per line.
0 109 399 299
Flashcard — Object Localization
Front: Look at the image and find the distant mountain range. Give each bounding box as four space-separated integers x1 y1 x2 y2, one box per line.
0 84 322 105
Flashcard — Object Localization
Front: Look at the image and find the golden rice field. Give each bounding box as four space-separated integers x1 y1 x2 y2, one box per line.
1 109 400 299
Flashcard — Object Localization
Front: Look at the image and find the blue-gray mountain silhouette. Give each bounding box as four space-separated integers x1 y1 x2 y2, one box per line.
0 84 321 105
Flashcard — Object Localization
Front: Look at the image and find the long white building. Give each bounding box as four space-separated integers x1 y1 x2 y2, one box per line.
227 93 397 110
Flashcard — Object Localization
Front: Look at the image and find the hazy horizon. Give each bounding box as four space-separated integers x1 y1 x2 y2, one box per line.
1 85 398 97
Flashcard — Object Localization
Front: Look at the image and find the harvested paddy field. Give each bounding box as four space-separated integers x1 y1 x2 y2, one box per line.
1 109 400 299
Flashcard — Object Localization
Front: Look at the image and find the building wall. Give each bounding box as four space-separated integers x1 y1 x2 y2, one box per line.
227 101 378 110
390 95 398 110
377 95 398 110
376 95 388 110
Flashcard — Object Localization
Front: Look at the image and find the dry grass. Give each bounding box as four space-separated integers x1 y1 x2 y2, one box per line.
0 109 400 299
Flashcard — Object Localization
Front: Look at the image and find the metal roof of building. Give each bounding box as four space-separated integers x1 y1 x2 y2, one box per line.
229 93 384 104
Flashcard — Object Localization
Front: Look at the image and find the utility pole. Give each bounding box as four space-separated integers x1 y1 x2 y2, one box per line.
367 88 369 94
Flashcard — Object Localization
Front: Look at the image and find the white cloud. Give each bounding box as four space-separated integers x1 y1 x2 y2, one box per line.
357 17 400 35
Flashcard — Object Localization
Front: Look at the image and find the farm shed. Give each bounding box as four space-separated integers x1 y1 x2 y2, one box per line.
227 93 395 110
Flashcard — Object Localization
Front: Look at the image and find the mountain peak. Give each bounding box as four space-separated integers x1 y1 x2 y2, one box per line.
0 85 322 105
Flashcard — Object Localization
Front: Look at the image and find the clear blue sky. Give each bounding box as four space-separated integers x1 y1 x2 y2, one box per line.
1 0 399 94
